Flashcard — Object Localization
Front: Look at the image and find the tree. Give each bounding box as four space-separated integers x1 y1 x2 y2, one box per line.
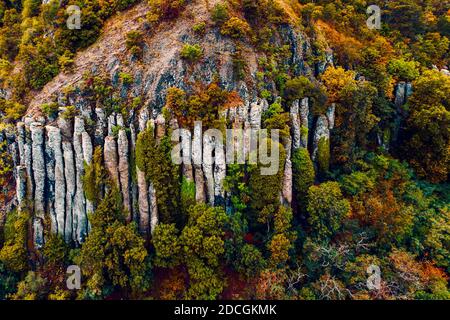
284 76 314 103
221 17 251 39
0 261 18 299
267 206 296 267
82 146 107 207
236 244 265 279
307 182 350 241
321 66 356 104
0 210 29 273
387 58 420 82
180 43 203 62
412 33 449 67
331 79 378 167
152 223 182 268
248 139 286 213
76 189 150 298
181 203 228 299
136 126 181 224
402 70 450 183
11 271 47 300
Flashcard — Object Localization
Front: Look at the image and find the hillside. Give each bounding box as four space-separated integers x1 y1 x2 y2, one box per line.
0 0 449 300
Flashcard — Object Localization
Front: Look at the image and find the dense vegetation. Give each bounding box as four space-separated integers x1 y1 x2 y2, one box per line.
0 0 449 300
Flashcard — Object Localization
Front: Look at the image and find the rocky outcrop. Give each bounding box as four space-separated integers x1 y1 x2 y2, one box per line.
63 141 75 243
299 98 309 148
312 115 330 163
4 2 340 248
15 166 27 206
282 137 292 206
137 167 149 235
30 123 45 248
290 100 301 150
73 117 87 244
193 121 205 203
47 126 65 236
104 136 119 187
118 129 131 220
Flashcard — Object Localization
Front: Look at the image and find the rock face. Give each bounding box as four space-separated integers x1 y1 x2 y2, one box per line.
312 115 330 163
137 168 149 235
104 136 119 187
282 137 293 206
73 117 88 244
4 4 340 248
63 141 75 243
15 166 27 206
118 129 131 220
30 123 45 248
47 126 65 236
299 98 309 148
9 101 340 247
290 100 301 150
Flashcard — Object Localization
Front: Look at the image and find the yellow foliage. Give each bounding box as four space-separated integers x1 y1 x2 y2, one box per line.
316 20 364 67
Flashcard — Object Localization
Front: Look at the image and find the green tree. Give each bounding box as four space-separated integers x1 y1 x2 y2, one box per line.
307 182 350 241
0 210 29 273
76 189 150 298
387 58 420 82
152 223 182 268
402 70 450 183
180 43 203 62
82 146 107 207
136 126 181 224
181 203 228 299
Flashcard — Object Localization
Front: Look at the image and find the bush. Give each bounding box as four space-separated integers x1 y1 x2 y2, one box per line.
211 3 229 25
220 17 251 39
180 43 203 62
126 30 143 57
284 76 314 102
387 58 420 82
317 137 330 176
292 148 315 211
0 99 26 122
40 102 59 118
60 105 79 120
192 22 206 35
58 50 74 72
119 72 134 85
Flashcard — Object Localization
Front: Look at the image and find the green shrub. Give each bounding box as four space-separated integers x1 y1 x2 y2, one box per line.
58 50 74 72
387 58 420 82
211 3 229 25
317 137 330 176
60 105 79 120
82 146 106 206
180 43 203 62
119 72 134 85
292 148 315 211
284 76 314 102
0 99 26 122
0 140 12 187
40 102 59 118
192 22 206 35
126 30 143 57
220 17 251 39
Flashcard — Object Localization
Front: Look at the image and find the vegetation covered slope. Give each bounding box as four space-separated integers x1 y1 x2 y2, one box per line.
0 0 449 300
